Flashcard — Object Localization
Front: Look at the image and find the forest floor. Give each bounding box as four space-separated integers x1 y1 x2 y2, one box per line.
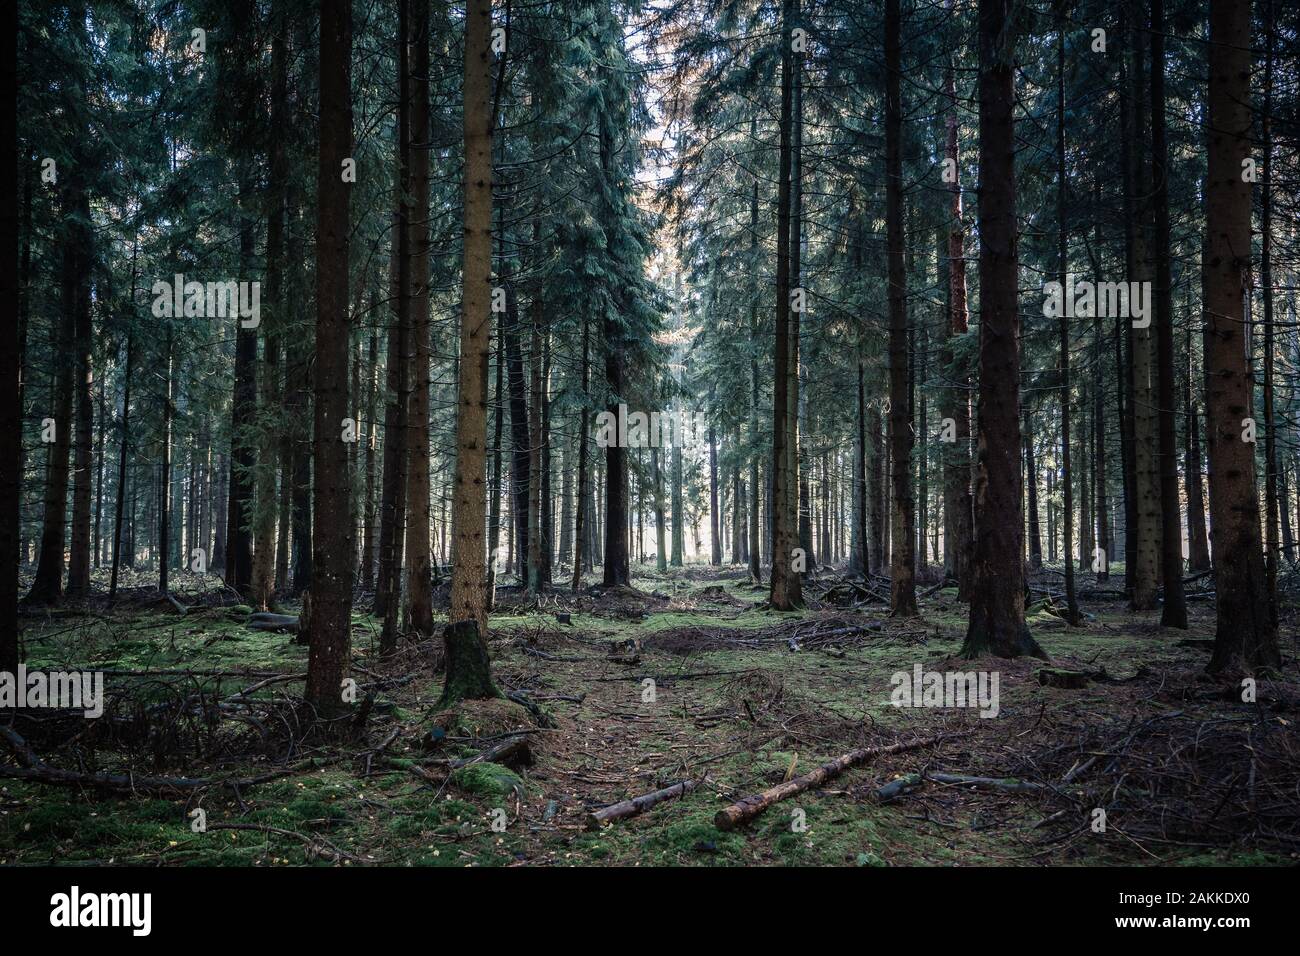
3 563 1298 867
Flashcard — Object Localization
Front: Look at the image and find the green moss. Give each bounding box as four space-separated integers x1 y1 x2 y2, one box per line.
449 762 525 799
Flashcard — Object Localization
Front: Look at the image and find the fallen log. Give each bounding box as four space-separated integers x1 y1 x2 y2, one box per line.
919 579 953 599
449 733 533 769
587 777 703 830
872 772 923 803
714 732 962 830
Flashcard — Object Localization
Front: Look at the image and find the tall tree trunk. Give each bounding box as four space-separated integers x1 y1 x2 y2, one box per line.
731 458 743 564
540 332 554 585
1258 0 1279 630
285 197 313 596
785 12 802 582
487 291 504 602
405 0 434 634
108 328 134 603
1184 325 1211 573
558 438 573 565
1053 25 1079 624
1024 405 1042 569
1151 0 1187 627
1116 6 1137 599
653 442 667 572
66 130 94 599
747 167 762 585
768 0 802 610
305 0 355 720
159 332 173 593
2 3 20 665
962 0 1045 658
442 0 500 703
1128 20 1160 611
93 380 105 568
1202 0 1278 676
252 10 289 611
572 312 589 591
941 16 973 598
1093 305 1110 580
26 148 84 604
915 330 927 571
501 272 530 580
708 396 721 565
361 327 380 590
599 92 630 589
852 359 868 575
226 176 258 601
868 404 885 574
376 0 412 646
670 407 684 567
527 293 544 591
884 0 916 615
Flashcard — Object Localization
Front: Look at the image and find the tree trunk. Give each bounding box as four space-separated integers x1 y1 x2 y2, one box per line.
599 103 630 589
671 408 684 567
108 329 134 603
305 0 355 720
1184 327 1210 573
251 14 289 612
376 1 411 645
884 0 916 615
1024 405 1042 569
527 293 545 591
1128 22 1160 611
1093 306 1110 580
1 31 20 661
941 14 974 598
1150 0 1187 627
1202 0 1278 676
405 0 434 634
444 0 499 702
768 0 802 611
225 176 258 601
284 198 313 597
66 144 94 599
361 327 380 590
501 272 530 582
1258 0 1279 630
572 313 590 591
653 442 667 572
961 0 1044 659
26 154 83 605
159 332 173 593
1053 25 1079 624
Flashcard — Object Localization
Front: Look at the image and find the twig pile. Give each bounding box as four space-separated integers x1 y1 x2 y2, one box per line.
1016 710 1300 855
